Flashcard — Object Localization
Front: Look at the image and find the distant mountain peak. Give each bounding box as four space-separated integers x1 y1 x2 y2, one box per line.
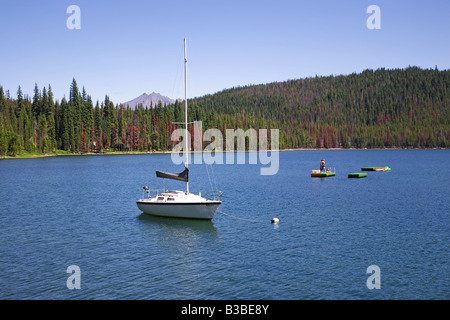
122 92 176 109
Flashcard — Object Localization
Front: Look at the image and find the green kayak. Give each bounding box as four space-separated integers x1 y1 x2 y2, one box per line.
348 173 367 178
361 166 391 171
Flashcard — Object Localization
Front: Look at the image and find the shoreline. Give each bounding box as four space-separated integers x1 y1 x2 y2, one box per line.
1 147 447 160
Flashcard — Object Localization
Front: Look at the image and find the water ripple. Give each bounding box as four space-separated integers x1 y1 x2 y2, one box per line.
1 150 449 299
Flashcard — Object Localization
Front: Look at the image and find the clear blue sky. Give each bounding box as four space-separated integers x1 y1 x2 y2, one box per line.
1 0 449 104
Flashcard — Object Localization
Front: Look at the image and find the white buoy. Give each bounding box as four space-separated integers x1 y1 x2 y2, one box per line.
271 217 279 224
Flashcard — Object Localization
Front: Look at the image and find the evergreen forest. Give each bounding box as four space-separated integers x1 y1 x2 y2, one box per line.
0 67 448 157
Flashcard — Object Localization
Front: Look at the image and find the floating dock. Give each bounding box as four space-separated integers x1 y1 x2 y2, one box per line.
311 170 336 177
361 166 391 171
348 173 367 178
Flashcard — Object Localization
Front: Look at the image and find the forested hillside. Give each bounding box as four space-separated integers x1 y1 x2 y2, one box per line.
0 67 448 157
192 67 449 149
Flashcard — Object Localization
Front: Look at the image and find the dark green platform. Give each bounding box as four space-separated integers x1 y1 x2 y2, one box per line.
311 172 336 177
361 166 391 171
348 173 367 178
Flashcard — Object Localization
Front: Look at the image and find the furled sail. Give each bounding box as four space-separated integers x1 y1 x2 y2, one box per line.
155 167 188 182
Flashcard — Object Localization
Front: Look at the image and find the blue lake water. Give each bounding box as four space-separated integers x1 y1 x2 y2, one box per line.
0 150 448 299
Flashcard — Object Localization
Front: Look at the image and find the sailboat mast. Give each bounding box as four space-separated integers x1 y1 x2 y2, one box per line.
184 37 189 194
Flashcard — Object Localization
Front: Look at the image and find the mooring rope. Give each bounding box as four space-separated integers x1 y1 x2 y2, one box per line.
217 209 265 223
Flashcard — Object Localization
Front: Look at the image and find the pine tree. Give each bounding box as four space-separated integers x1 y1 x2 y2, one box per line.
37 113 48 153
80 121 87 153
41 87 49 117
32 83 41 118
60 98 71 151
47 85 55 116
69 78 82 152
102 95 115 149
47 112 56 152
15 86 24 118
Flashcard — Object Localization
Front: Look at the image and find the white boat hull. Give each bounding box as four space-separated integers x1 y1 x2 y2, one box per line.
136 198 221 220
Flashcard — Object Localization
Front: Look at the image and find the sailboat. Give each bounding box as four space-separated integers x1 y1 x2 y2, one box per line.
136 38 222 220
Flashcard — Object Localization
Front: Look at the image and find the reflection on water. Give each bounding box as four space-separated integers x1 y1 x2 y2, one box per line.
137 213 218 235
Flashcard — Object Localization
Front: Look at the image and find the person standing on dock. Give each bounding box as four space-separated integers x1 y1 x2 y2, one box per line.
320 159 325 172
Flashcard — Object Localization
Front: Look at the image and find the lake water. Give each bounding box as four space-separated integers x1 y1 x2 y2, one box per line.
0 150 448 300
